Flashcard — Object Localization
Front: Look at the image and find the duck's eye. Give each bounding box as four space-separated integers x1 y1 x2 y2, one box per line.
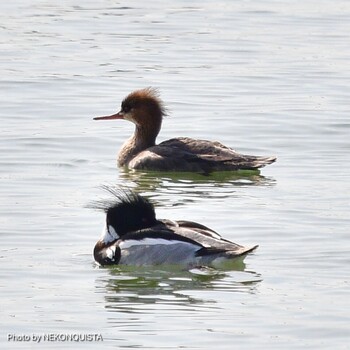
122 104 132 113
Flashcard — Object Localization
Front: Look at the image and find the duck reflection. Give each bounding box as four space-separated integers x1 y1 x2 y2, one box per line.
96 264 262 314
117 168 276 207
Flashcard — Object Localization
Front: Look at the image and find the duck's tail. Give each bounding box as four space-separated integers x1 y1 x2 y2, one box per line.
251 156 276 169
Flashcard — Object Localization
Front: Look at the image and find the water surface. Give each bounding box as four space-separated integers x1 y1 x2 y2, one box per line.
1 0 349 349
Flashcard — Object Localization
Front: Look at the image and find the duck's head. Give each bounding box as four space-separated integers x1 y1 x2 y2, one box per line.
94 88 166 137
92 187 158 242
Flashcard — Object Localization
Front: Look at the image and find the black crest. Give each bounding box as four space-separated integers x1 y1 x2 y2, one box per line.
90 186 157 236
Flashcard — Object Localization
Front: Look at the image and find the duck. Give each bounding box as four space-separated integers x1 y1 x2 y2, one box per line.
94 88 276 173
93 188 258 267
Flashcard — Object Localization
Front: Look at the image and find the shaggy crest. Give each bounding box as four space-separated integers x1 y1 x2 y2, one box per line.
121 87 168 118
89 186 157 235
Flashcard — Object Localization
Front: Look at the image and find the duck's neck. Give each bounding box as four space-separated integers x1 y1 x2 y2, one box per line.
117 124 160 167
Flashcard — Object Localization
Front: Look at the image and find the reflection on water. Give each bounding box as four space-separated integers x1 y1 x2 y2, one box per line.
96 264 261 314
118 169 276 206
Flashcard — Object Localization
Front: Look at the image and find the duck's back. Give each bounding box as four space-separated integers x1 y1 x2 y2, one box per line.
116 220 257 266
128 137 276 172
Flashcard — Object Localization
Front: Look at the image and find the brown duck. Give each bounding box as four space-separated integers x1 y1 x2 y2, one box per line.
94 88 276 173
